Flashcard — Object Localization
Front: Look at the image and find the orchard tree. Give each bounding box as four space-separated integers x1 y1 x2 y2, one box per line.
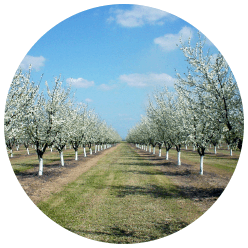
67 104 84 160
4 67 39 157
147 87 175 160
175 34 243 172
80 107 94 157
169 92 192 166
23 77 71 175
176 34 244 152
178 89 216 175
86 113 99 155
53 100 73 166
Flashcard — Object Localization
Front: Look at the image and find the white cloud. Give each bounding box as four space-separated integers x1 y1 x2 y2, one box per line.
154 26 193 51
98 84 117 91
107 5 172 27
20 55 45 71
66 77 94 88
85 98 93 102
119 73 175 87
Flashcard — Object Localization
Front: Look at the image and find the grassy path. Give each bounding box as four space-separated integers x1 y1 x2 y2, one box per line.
38 142 203 244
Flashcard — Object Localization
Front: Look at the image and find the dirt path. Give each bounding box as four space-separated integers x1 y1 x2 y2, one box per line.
131 145 232 212
16 145 119 205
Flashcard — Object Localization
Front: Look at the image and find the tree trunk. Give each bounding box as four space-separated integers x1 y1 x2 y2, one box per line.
75 150 78 160
175 145 181 165
60 151 64 166
230 148 232 156
38 157 43 176
27 148 29 155
214 146 217 154
153 147 155 154
197 146 205 175
159 148 161 157
90 148 92 155
84 147 87 157
166 150 169 160
95 145 97 153
149 145 151 153
200 155 204 175
177 151 181 165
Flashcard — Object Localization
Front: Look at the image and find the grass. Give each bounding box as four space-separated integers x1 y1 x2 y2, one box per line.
162 145 240 175
8 145 96 174
37 142 203 244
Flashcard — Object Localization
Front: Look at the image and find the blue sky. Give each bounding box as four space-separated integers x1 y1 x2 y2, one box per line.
19 4 218 139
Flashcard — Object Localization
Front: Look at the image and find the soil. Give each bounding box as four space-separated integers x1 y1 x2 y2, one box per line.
16 145 119 205
132 145 233 212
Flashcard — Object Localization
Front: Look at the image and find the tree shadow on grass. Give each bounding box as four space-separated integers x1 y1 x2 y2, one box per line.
126 170 165 176
163 169 192 177
66 225 155 244
154 220 189 236
112 184 180 199
178 186 224 199
66 220 189 243
111 183 224 201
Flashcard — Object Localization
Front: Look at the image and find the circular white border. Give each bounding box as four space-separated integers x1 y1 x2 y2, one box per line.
0 0 247 248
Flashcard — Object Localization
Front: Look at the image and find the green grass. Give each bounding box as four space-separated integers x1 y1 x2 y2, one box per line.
9 145 96 174
38 143 203 244
163 146 239 174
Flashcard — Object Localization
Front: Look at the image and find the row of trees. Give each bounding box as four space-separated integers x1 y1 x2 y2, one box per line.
126 36 244 175
5 68 122 175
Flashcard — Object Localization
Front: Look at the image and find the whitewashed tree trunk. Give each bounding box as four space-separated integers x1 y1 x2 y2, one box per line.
27 148 29 155
60 151 64 166
75 151 78 160
95 145 97 153
84 147 87 157
159 148 161 157
230 148 232 156
200 155 204 175
90 148 92 155
65 145 66 150
166 150 169 160
214 146 217 154
145 145 148 151
153 147 155 154
185 144 187 150
10 149 13 157
38 158 43 176
50 147 53 152
149 145 151 153
177 151 181 165
193 145 195 151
